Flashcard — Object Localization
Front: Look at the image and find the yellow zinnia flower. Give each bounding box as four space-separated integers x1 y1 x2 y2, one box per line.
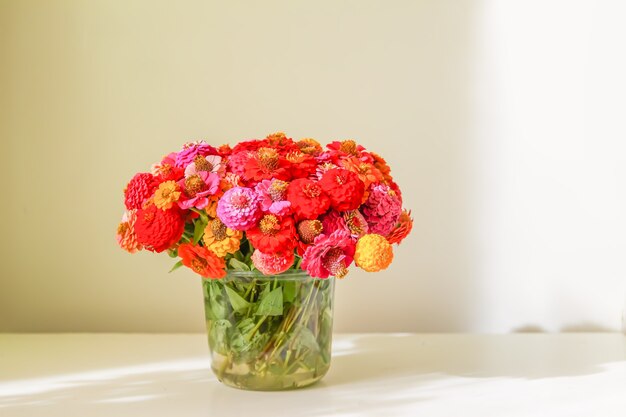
153 181 181 210
354 234 394 272
202 218 242 257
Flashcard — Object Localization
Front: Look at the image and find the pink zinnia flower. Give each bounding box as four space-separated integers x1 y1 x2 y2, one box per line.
251 250 295 275
361 184 402 236
184 154 224 177
301 230 355 279
116 210 142 253
321 210 369 239
216 186 262 230
321 210 348 235
255 179 291 216
177 171 220 210
227 151 255 178
175 141 217 168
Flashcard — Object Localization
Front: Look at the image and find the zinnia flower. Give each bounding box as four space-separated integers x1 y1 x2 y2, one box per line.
178 243 226 279
285 151 317 179
319 168 365 211
227 151 255 178
243 147 290 182
343 210 369 238
340 157 384 191
301 230 355 279
246 214 297 253
116 210 142 253
361 184 402 235
202 218 242 257
152 153 184 182
255 179 291 216
251 250 295 275
386 209 413 245
286 178 330 220
175 141 217 168
153 180 181 210
184 154 223 177
354 233 393 272
177 171 220 210
134 204 185 252
296 219 324 244
216 186 262 230
297 138 323 155
124 173 160 210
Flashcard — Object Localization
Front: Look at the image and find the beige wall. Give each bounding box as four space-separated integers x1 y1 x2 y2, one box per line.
2 0 624 333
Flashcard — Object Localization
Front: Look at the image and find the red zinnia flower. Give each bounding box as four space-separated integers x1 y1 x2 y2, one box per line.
285 151 317 179
243 147 291 183
319 168 365 211
178 243 226 279
124 173 160 210
247 214 297 253
286 178 331 220
134 204 185 252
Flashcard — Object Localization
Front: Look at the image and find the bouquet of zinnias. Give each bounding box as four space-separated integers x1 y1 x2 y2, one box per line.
116 132 412 278
116 132 412 390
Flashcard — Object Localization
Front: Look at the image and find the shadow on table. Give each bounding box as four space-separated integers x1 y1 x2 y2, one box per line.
324 333 626 386
1 334 624 417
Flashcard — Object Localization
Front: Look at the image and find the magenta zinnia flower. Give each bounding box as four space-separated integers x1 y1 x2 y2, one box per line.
217 186 262 230
251 250 295 275
255 179 291 216
175 141 217 168
302 230 355 279
361 184 402 236
177 171 220 210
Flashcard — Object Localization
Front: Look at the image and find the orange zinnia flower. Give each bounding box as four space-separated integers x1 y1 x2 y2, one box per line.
178 243 226 279
386 210 413 245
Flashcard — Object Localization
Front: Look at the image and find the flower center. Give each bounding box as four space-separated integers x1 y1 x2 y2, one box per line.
259 214 279 235
117 223 129 234
191 257 208 273
230 193 249 208
210 218 227 241
322 248 348 279
296 219 323 244
285 151 306 163
344 211 365 236
302 182 321 198
340 139 357 155
268 180 288 201
185 175 205 197
258 147 279 170
358 164 370 175
143 210 155 222
193 155 214 172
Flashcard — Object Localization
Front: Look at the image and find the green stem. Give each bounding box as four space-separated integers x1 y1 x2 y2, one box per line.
248 315 267 340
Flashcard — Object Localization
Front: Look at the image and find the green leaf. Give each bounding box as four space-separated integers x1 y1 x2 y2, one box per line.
255 286 283 316
289 324 320 355
168 260 183 273
224 285 251 313
193 219 206 244
167 248 178 258
283 281 297 303
208 319 232 355
190 207 209 223
207 281 227 320
229 258 250 271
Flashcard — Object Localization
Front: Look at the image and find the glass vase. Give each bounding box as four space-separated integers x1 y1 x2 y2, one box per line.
202 270 335 390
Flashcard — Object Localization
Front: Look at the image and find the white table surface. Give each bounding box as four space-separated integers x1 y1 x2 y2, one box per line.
1 333 625 417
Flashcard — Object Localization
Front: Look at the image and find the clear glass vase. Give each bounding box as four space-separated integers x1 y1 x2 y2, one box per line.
202 270 335 390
